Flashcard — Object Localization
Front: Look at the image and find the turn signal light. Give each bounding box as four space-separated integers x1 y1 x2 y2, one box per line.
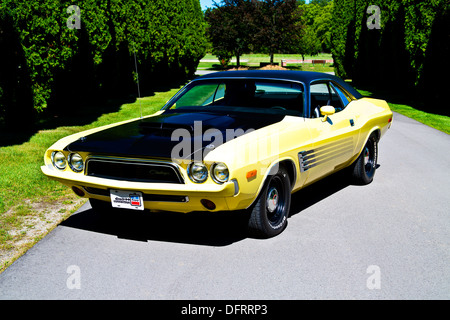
246 169 257 179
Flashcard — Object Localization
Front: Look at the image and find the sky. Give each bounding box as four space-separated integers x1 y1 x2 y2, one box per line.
199 0 310 10
200 0 215 10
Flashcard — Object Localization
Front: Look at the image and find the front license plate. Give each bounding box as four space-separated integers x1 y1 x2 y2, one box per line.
110 190 144 210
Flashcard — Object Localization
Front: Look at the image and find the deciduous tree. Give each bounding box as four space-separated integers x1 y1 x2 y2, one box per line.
253 0 304 64
205 0 257 68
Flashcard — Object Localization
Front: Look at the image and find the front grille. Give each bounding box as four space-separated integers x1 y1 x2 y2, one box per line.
86 158 184 184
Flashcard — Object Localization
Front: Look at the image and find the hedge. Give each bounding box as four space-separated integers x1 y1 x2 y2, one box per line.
0 0 206 129
331 0 449 113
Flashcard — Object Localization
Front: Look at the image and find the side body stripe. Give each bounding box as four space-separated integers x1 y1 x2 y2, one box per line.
298 137 353 173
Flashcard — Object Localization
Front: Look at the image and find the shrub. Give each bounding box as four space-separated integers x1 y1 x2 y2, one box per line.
0 0 206 128
331 0 448 103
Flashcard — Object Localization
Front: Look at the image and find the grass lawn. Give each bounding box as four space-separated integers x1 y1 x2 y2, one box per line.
201 53 333 63
198 53 334 73
356 88 450 135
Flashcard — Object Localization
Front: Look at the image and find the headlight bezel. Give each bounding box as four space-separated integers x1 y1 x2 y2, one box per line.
68 152 84 173
51 151 67 170
187 162 209 183
211 162 229 184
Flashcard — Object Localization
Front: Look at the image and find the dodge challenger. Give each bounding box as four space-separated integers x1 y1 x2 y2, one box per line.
41 70 393 237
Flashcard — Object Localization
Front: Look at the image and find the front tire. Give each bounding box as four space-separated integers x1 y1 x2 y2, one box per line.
351 134 378 185
248 166 291 238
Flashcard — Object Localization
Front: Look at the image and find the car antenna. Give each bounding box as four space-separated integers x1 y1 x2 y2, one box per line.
132 42 143 119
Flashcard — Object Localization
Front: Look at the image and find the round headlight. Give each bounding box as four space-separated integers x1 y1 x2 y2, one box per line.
188 162 208 183
52 151 67 170
212 162 229 184
69 153 84 172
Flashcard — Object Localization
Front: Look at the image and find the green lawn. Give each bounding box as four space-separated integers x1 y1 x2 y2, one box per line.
356 88 449 135
198 53 334 73
201 53 333 64
389 103 450 134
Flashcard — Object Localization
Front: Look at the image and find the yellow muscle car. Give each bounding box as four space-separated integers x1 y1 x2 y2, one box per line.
41 70 393 238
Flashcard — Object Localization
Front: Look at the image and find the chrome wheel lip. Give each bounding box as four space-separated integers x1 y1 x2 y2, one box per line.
265 175 287 226
363 147 370 166
266 187 279 213
363 144 376 175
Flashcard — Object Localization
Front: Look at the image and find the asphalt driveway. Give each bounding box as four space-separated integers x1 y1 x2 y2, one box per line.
0 112 449 300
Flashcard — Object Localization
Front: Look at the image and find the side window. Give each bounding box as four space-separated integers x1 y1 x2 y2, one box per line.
310 81 349 117
329 82 349 111
328 83 345 112
310 82 329 118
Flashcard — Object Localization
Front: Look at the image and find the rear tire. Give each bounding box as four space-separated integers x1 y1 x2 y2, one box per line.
351 134 378 185
248 166 291 238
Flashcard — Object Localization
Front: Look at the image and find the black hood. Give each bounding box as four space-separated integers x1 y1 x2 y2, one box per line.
66 109 285 160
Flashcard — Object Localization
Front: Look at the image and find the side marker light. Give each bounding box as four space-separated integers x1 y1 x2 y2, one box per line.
246 170 257 179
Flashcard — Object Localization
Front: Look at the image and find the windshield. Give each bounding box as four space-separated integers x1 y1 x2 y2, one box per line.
164 79 305 117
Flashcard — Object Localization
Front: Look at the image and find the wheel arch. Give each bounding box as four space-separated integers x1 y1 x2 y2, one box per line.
348 127 381 167
245 157 297 210
370 127 381 142
246 158 294 237
357 127 381 157
265 158 297 192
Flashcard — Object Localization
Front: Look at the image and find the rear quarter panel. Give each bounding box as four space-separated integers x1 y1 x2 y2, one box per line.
348 97 393 161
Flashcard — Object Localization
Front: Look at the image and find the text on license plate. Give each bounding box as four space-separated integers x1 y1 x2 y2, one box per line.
110 190 144 210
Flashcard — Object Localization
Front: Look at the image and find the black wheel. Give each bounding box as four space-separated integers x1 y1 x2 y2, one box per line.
351 134 378 185
248 166 291 238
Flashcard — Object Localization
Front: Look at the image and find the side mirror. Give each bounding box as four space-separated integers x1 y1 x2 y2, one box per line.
320 105 335 122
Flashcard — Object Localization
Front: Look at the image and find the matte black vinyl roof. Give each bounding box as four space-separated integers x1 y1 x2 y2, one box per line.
196 70 362 99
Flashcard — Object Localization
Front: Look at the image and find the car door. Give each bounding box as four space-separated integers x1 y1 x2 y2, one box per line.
300 80 359 184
